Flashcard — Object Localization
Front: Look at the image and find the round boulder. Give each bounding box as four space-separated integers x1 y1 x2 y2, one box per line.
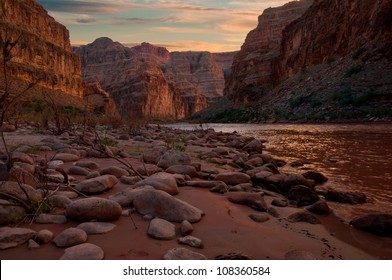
66 197 122 221
163 247 207 260
60 243 104 260
135 172 179 195
75 175 118 194
350 214 392 237
215 172 251 186
157 150 191 169
53 227 87 247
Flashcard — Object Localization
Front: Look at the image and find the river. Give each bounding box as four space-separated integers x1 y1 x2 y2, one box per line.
166 123 392 222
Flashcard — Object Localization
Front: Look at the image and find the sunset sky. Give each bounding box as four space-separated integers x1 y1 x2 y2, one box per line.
36 0 289 52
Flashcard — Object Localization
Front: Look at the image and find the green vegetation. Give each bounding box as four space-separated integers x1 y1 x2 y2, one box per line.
344 65 363 77
332 88 376 106
101 137 119 147
352 46 367 60
173 143 186 152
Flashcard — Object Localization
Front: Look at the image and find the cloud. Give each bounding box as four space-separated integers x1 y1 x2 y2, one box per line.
36 0 123 13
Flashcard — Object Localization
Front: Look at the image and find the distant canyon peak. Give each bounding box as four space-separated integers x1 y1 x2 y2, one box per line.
74 38 237 119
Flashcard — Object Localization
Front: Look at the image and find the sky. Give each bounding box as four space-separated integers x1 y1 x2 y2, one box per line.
36 0 289 52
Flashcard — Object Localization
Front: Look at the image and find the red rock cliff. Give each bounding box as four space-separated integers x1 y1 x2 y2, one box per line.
225 0 313 103
0 0 83 96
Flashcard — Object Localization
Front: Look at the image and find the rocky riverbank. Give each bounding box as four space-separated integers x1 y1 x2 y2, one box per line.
0 124 391 260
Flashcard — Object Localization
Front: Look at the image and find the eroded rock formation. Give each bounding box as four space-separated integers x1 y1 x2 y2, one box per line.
75 38 233 119
0 0 83 97
225 0 313 103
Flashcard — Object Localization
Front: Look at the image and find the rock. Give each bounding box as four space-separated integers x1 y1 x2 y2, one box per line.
0 124 16 132
157 150 191 169
288 212 321 224
36 229 54 244
28 239 40 250
134 164 161 176
180 220 194 236
47 160 64 169
0 163 9 181
178 235 203 248
135 172 179 195
48 195 72 208
243 139 263 153
67 166 90 176
0 227 36 250
0 181 42 204
350 214 392 237
86 171 100 179
227 192 267 211
121 176 142 185
75 175 118 194
305 200 331 215
214 253 253 260
302 171 328 183
133 189 204 223
0 199 26 225
60 243 104 260
147 218 176 240
163 247 207 260
279 174 315 193
324 189 366 204
284 250 319 260
249 213 270 223
13 162 35 175
215 172 251 185
252 170 273 183
11 152 34 165
53 227 88 247
77 222 116 235
288 185 320 206
55 191 78 199
75 161 100 169
271 198 288 207
53 153 80 162
100 166 129 178
108 188 136 207
267 207 280 218
166 165 197 177
35 214 67 224
143 148 167 164
66 197 122 221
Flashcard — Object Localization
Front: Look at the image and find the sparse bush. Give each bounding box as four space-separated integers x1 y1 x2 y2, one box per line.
332 88 376 106
352 46 367 60
344 65 363 77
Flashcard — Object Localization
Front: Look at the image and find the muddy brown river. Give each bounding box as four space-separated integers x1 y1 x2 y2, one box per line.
167 123 392 223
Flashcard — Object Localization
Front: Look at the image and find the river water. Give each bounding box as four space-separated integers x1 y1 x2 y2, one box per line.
166 123 392 222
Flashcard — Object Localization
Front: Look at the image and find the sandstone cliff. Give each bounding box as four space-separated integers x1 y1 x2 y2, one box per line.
0 0 83 97
76 38 232 119
225 0 313 103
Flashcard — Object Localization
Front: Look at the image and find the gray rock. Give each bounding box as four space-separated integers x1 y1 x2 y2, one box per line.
166 165 197 177
0 199 26 225
67 166 90 176
143 148 167 164
77 222 116 235
121 176 142 185
60 243 104 260
36 229 54 244
249 213 270 223
0 181 42 204
288 185 319 207
28 239 40 249
163 247 207 260
215 172 251 186
35 214 67 224
157 150 191 169
133 189 204 223
288 212 321 224
48 195 72 208
53 227 87 247
178 235 203 248
86 171 100 179
11 152 34 165
227 192 267 211
350 214 392 237
47 160 64 169
66 197 122 222
136 172 179 195
180 220 194 236
53 153 80 162
75 161 100 169
75 175 118 194
306 200 331 215
0 227 36 250
147 218 176 240
271 198 288 207
100 166 129 178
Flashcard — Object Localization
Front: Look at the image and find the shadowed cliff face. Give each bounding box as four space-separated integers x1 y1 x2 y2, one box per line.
273 0 392 82
0 0 83 97
225 0 313 104
75 39 234 119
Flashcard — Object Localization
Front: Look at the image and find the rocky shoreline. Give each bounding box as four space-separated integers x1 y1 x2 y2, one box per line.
0 124 391 260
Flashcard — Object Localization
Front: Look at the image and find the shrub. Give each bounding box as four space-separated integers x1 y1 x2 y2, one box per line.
352 47 367 60
344 65 363 77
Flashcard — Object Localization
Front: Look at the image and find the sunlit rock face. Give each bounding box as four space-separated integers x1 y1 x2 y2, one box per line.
225 0 314 104
75 39 234 119
272 0 392 83
0 0 83 97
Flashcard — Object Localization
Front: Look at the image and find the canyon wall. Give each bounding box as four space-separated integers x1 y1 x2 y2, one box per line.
76 38 232 119
225 0 313 103
0 0 83 97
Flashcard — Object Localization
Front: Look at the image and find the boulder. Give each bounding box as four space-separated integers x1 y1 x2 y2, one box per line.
0 199 26 225
135 172 179 195
60 243 104 260
0 181 42 204
166 165 197 177
178 235 203 248
66 197 122 221
288 212 321 224
157 150 191 169
350 214 392 237
305 200 331 215
67 166 90 176
133 189 204 223
11 152 34 165
48 195 72 208
36 229 54 244
249 213 270 223
243 139 263 153
134 164 161 176
147 218 176 240
288 185 319 206
324 190 366 204
180 220 194 236
75 175 118 194
35 214 67 224
75 161 100 169
143 148 167 164
227 192 267 211
271 198 288 207
279 174 315 193
53 153 80 162
215 172 251 186
0 227 36 250
302 171 328 183
163 247 207 260
100 166 129 178
77 222 116 235
53 227 88 247
120 176 142 185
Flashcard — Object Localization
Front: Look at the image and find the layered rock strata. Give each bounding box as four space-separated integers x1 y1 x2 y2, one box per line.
0 0 83 97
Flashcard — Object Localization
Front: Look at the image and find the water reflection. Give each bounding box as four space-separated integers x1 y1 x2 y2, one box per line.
167 123 392 221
